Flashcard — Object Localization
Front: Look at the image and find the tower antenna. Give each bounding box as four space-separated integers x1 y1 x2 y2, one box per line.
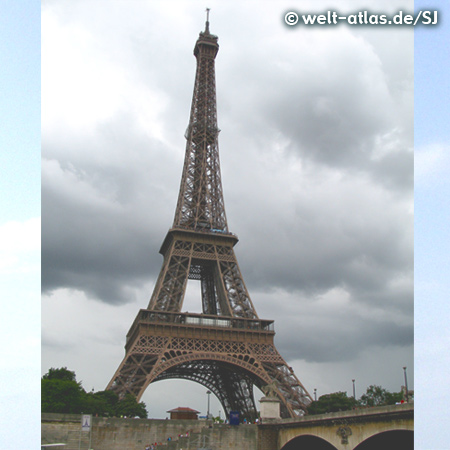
205 7 210 33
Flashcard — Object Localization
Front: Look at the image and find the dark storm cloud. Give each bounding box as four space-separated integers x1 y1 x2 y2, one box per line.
41 110 182 303
218 23 413 195
228 161 412 296
253 286 413 364
278 317 414 364
215 28 413 325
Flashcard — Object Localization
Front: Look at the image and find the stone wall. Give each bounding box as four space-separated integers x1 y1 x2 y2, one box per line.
42 413 258 450
42 405 412 450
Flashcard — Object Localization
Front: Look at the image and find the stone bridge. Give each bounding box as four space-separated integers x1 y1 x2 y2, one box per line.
42 404 413 450
258 403 413 450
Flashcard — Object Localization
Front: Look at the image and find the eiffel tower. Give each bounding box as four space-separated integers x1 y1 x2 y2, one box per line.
107 13 312 420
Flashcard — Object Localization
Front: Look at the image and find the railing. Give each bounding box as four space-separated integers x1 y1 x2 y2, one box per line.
172 225 238 239
128 310 274 336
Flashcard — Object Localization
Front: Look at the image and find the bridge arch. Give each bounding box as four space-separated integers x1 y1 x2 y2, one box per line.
273 404 413 450
281 434 338 450
353 429 413 450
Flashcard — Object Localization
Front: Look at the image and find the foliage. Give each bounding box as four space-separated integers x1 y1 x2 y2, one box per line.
385 390 405 405
42 377 85 414
307 391 357 415
42 368 148 418
358 385 404 407
115 394 148 418
82 390 118 417
42 367 77 382
307 384 407 415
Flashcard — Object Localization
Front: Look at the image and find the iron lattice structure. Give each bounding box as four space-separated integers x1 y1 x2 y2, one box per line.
107 19 312 420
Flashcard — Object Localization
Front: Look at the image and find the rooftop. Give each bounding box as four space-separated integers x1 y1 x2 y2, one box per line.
167 407 200 414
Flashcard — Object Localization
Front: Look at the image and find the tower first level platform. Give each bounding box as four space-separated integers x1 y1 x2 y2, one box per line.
108 310 310 420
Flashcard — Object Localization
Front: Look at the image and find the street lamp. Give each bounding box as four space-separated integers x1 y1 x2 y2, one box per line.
206 390 212 419
352 379 356 399
314 388 317 401
403 367 409 402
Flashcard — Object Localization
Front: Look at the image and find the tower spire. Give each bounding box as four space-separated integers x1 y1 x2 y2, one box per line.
174 11 223 232
205 7 210 34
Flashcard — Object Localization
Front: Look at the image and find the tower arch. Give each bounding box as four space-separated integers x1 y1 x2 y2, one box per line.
150 356 270 420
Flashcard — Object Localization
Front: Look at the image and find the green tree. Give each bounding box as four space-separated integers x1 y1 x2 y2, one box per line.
307 392 357 415
115 394 148 418
359 385 388 406
93 390 120 416
82 390 116 416
42 368 147 418
359 385 404 407
385 390 404 405
42 367 77 382
42 376 85 413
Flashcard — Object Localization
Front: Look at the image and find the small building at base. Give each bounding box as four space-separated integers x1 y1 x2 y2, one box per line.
167 407 200 420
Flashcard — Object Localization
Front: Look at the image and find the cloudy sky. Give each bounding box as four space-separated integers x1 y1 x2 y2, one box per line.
40 0 416 423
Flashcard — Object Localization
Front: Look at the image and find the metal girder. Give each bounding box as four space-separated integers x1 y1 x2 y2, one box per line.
174 26 227 233
155 360 259 421
147 234 258 319
107 322 312 420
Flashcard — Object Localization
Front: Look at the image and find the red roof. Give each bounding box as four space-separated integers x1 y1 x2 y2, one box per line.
167 407 200 414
